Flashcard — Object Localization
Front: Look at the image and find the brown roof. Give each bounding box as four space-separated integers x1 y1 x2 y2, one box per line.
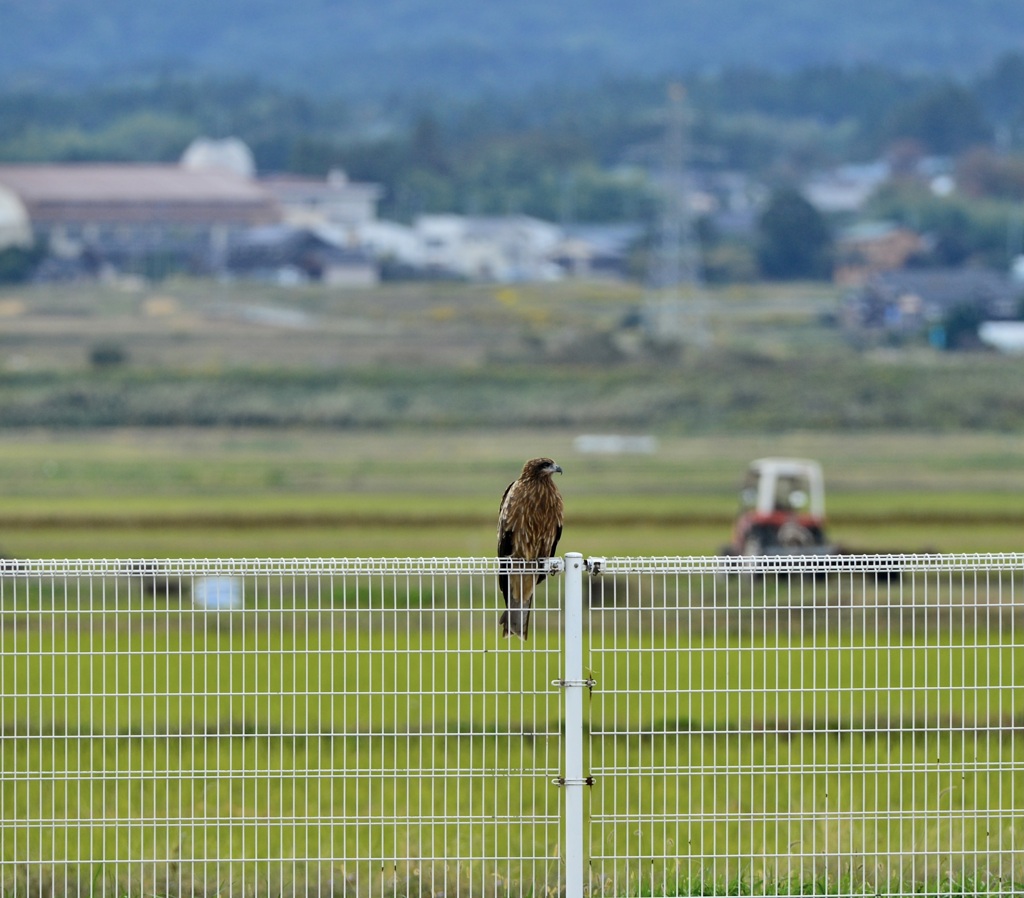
0 164 281 226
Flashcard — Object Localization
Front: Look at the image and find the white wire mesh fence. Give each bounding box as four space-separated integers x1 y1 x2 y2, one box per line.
586 553 1024 896
0 558 566 898
2 554 1024 896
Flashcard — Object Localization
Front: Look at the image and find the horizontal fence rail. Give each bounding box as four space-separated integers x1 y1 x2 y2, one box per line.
2 553 1024 897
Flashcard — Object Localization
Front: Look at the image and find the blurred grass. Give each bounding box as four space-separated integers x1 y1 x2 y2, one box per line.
2 427 1024 557
1 276 1024 556
3 278 1024 432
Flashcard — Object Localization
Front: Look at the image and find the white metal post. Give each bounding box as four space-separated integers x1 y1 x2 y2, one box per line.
562 552 586 898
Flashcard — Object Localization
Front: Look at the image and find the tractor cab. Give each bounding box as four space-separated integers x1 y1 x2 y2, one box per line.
729 457 831 556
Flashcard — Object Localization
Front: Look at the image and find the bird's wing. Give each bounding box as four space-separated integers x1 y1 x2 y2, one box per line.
497 479 517 557
499 479 514 511
550 523 563 557
497 479 517 606
533 522 562 586
497 528 516 558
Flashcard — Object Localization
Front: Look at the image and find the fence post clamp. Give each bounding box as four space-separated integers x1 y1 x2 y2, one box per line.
552 677 596 690
554 776 595 787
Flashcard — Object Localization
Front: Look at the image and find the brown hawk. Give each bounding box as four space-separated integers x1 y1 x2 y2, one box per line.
497 457 564 640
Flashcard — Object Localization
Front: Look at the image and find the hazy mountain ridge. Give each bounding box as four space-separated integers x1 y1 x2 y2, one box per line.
4 0 1024 97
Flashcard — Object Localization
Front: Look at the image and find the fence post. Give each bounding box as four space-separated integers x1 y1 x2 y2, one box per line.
562 552 586 898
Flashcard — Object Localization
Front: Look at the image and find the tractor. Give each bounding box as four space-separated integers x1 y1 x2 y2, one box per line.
724 457 835 557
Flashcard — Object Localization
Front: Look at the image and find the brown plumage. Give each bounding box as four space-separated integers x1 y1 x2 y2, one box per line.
497 457 564 640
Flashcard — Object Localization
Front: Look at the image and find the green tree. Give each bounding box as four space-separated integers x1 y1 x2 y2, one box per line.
410 114 450 175
0 245 43 283
756 188 832 280
884 84 990 155
940 302 985 351
867 182 1017 267
974 51 1024 124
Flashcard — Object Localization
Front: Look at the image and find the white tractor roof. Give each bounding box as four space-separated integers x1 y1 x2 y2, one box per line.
749 457 823 476
747 457 825 517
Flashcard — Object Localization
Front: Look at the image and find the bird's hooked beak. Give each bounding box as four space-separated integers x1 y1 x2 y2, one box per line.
549 463 563 475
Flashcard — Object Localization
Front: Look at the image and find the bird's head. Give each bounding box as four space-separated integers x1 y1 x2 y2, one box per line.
522 457 563 479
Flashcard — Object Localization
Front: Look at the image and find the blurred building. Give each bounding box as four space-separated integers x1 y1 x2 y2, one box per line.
842 268 1022 346
263 169 382 240
833 221 925 286
0 162 279 278
414 214 564 282
226 224 378 286
0 140 633 285
803 162 890 214
0 183 32 249
0 140 383 283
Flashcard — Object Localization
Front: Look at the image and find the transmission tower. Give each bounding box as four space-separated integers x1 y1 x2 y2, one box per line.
645 82 708 346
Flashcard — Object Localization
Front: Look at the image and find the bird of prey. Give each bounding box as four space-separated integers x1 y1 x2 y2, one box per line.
497 457 564 640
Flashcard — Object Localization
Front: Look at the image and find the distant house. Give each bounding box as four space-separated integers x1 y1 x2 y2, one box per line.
0 162 279 278
261 169 382 241
978 321 1024 353
551 223 643 279
226 224 378 286
356 214 637 283
803 162 890 214
843 268 1022 343
357 220 424 272
803 156 953 216
833 221 925 286
414 214 564 282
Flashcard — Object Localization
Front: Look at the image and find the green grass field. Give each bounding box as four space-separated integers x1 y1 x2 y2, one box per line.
2 426 1024 558
2 425 1024 893
4 611 1024 895
5 277 1024 893
4 556 1024 896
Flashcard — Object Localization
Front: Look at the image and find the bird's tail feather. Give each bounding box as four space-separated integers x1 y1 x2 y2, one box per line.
500 606 531 640
499 571 535 641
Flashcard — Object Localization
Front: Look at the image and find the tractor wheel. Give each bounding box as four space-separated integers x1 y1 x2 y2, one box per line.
777 520 815 548
742 534 765 556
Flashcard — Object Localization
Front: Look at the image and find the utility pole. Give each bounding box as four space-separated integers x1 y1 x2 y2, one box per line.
645 82 708 347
